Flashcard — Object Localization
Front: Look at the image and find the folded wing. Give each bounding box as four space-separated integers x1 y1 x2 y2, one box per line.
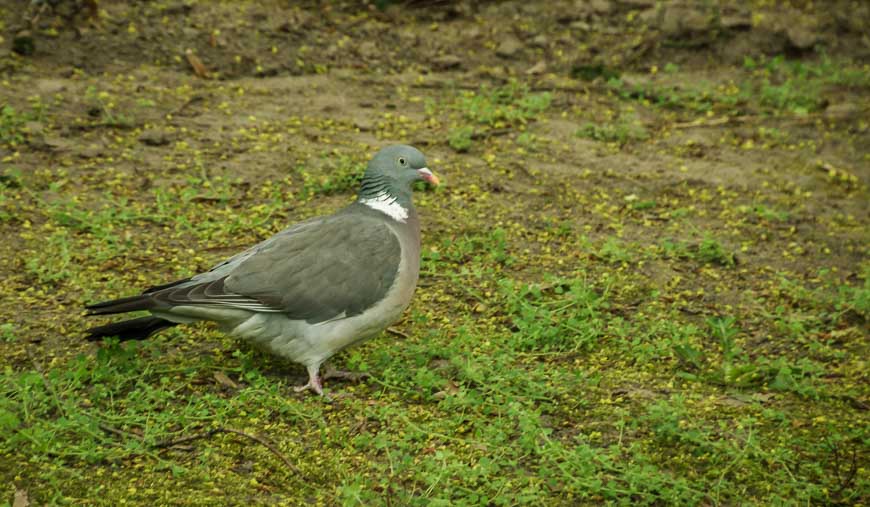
148 214 402 324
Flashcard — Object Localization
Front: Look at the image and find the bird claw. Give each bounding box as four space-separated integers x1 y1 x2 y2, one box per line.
293 376 323 396
293 365 367 397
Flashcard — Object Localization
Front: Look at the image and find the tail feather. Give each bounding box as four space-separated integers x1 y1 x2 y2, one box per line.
85 294 155 315
85 316 177 342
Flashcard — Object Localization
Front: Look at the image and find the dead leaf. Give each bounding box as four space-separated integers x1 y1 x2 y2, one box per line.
817 160 859 187
752 392 775 403
213 371 239 389
433 380 460 399
185 49 210 79
526 60 547 75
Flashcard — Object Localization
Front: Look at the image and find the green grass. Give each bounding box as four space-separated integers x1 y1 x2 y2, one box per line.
608 54 870 116
444 80 551 152
673 316 824 396
659 235 736 267
743 55 870 114
83 86 135 128
455 81 552 126
4 256 864 504
2 115 867 505
576 119 649 146
447 125 474 152
1 20 868 506
0 104 44 147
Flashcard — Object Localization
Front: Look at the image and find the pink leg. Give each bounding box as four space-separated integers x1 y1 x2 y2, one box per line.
293 364 323 396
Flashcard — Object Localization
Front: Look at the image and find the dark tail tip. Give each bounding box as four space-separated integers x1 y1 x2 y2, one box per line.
85 316 177 342
85 294 154 316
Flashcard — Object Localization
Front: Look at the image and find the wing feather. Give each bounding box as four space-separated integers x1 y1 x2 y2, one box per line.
146 213 402 323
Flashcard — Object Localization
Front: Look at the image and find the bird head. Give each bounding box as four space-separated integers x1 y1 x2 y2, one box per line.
360 145 439 201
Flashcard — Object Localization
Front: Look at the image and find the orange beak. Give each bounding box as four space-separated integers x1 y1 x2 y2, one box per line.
418 167 440 186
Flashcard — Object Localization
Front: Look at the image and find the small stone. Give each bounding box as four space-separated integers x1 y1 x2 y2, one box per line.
43 136 71 152
638 7 660 25
662 7 710 36
36 79 68 95
23 121 44 137
683 9 711 32
78 145 104 159
530 34 548 47
139 129 172 146
476 65 507 80
398 27 417 43
182 27 200 38
661 8 682 36
496 36 523 58
354 119 374 132
57 66 78 78
526 61 547 75
23 122 46 149
824 102 860 121
570 0 593 17
590 0 612 14
432 54 462 71
164 1 194 16
570 21 591 31
786 25 818 50
464 27 481 39
720 14 751 29
358 41 378 59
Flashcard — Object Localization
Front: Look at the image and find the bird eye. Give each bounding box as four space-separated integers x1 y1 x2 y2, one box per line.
398 157 407 166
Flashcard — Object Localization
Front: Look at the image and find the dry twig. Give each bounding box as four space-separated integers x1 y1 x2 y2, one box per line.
386 327 410 339
156 427 306 478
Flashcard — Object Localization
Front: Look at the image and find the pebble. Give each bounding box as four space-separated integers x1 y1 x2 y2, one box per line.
662 7 710 37
139 129 173 147
530 34 548 47
432 54 462 71
590 0 612 14
526 61 547 75
824 102 860 121
786 25 818 50
36 79 68 95
496 36 523 58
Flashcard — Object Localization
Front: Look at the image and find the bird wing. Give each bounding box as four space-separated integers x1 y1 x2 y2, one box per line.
149 213 402 324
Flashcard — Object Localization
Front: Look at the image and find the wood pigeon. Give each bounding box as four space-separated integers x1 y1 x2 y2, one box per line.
85 145 439 395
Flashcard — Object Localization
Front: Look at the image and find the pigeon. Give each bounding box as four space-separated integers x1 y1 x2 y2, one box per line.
85 144 439 395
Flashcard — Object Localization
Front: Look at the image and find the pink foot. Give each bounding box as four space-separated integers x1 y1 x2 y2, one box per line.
294 365 323 396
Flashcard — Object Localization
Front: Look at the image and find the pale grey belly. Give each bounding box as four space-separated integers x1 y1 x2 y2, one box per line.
227 299 409 368
154 281 412 368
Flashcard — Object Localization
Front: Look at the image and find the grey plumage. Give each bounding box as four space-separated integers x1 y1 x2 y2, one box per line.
86 145 438 395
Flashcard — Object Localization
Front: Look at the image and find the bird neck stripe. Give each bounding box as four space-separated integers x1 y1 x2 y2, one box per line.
359 173 391 196
360 191 408 223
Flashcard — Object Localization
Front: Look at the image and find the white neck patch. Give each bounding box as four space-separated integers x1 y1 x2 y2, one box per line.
361 192 408 223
